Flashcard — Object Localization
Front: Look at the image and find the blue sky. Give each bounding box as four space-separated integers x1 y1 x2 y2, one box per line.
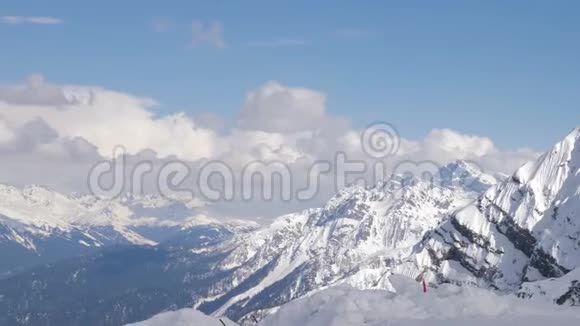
1 0 579 150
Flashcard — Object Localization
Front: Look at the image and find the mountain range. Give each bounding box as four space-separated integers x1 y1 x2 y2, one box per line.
0 128 578 325
0 187 257 276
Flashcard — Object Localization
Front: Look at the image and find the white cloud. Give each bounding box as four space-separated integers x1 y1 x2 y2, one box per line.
407 129 538 174
0 75 541 219
0 119 15 143
191 20 226 48
335 126 539 177
237 81 327 133
0 77 538 175
0 118 57 153
0 113 101 161
1 16 63 25
423 128 496 158
0 74 72 106
0 79 219 160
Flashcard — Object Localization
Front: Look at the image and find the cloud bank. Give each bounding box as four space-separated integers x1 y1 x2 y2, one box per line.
0 75 540 219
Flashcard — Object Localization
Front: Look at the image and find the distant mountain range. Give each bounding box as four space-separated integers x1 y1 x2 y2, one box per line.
0 187 257 276
0 128 578 326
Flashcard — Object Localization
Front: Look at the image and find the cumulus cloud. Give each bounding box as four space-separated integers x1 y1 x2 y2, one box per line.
191 20 226 48
0 114 101 161
0 119 15 143
238 81 327 133
0 118 58 153
1 16 63 25
0 80 219 160
0 74 73 106
0 75 541 219
424 129 495 157
403 129 538 174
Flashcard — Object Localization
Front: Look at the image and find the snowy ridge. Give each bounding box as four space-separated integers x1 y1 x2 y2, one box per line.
0 184 208 230
259 274 580 326
0 185 170 249
125 308 237 326
517 267 580 306
395 128 580 290
0 184 257 245
0 185 258 275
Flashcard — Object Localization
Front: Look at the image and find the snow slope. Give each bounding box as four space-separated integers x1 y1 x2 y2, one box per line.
126 309 236 326
260 275 580 326
517 267 580 306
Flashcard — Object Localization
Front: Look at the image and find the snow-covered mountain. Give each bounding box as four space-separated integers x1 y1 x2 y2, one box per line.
196 160 497 322
0 185 257 275
395 128 580 291
0 159 496 325
199 128 580 323
2 128 579 326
